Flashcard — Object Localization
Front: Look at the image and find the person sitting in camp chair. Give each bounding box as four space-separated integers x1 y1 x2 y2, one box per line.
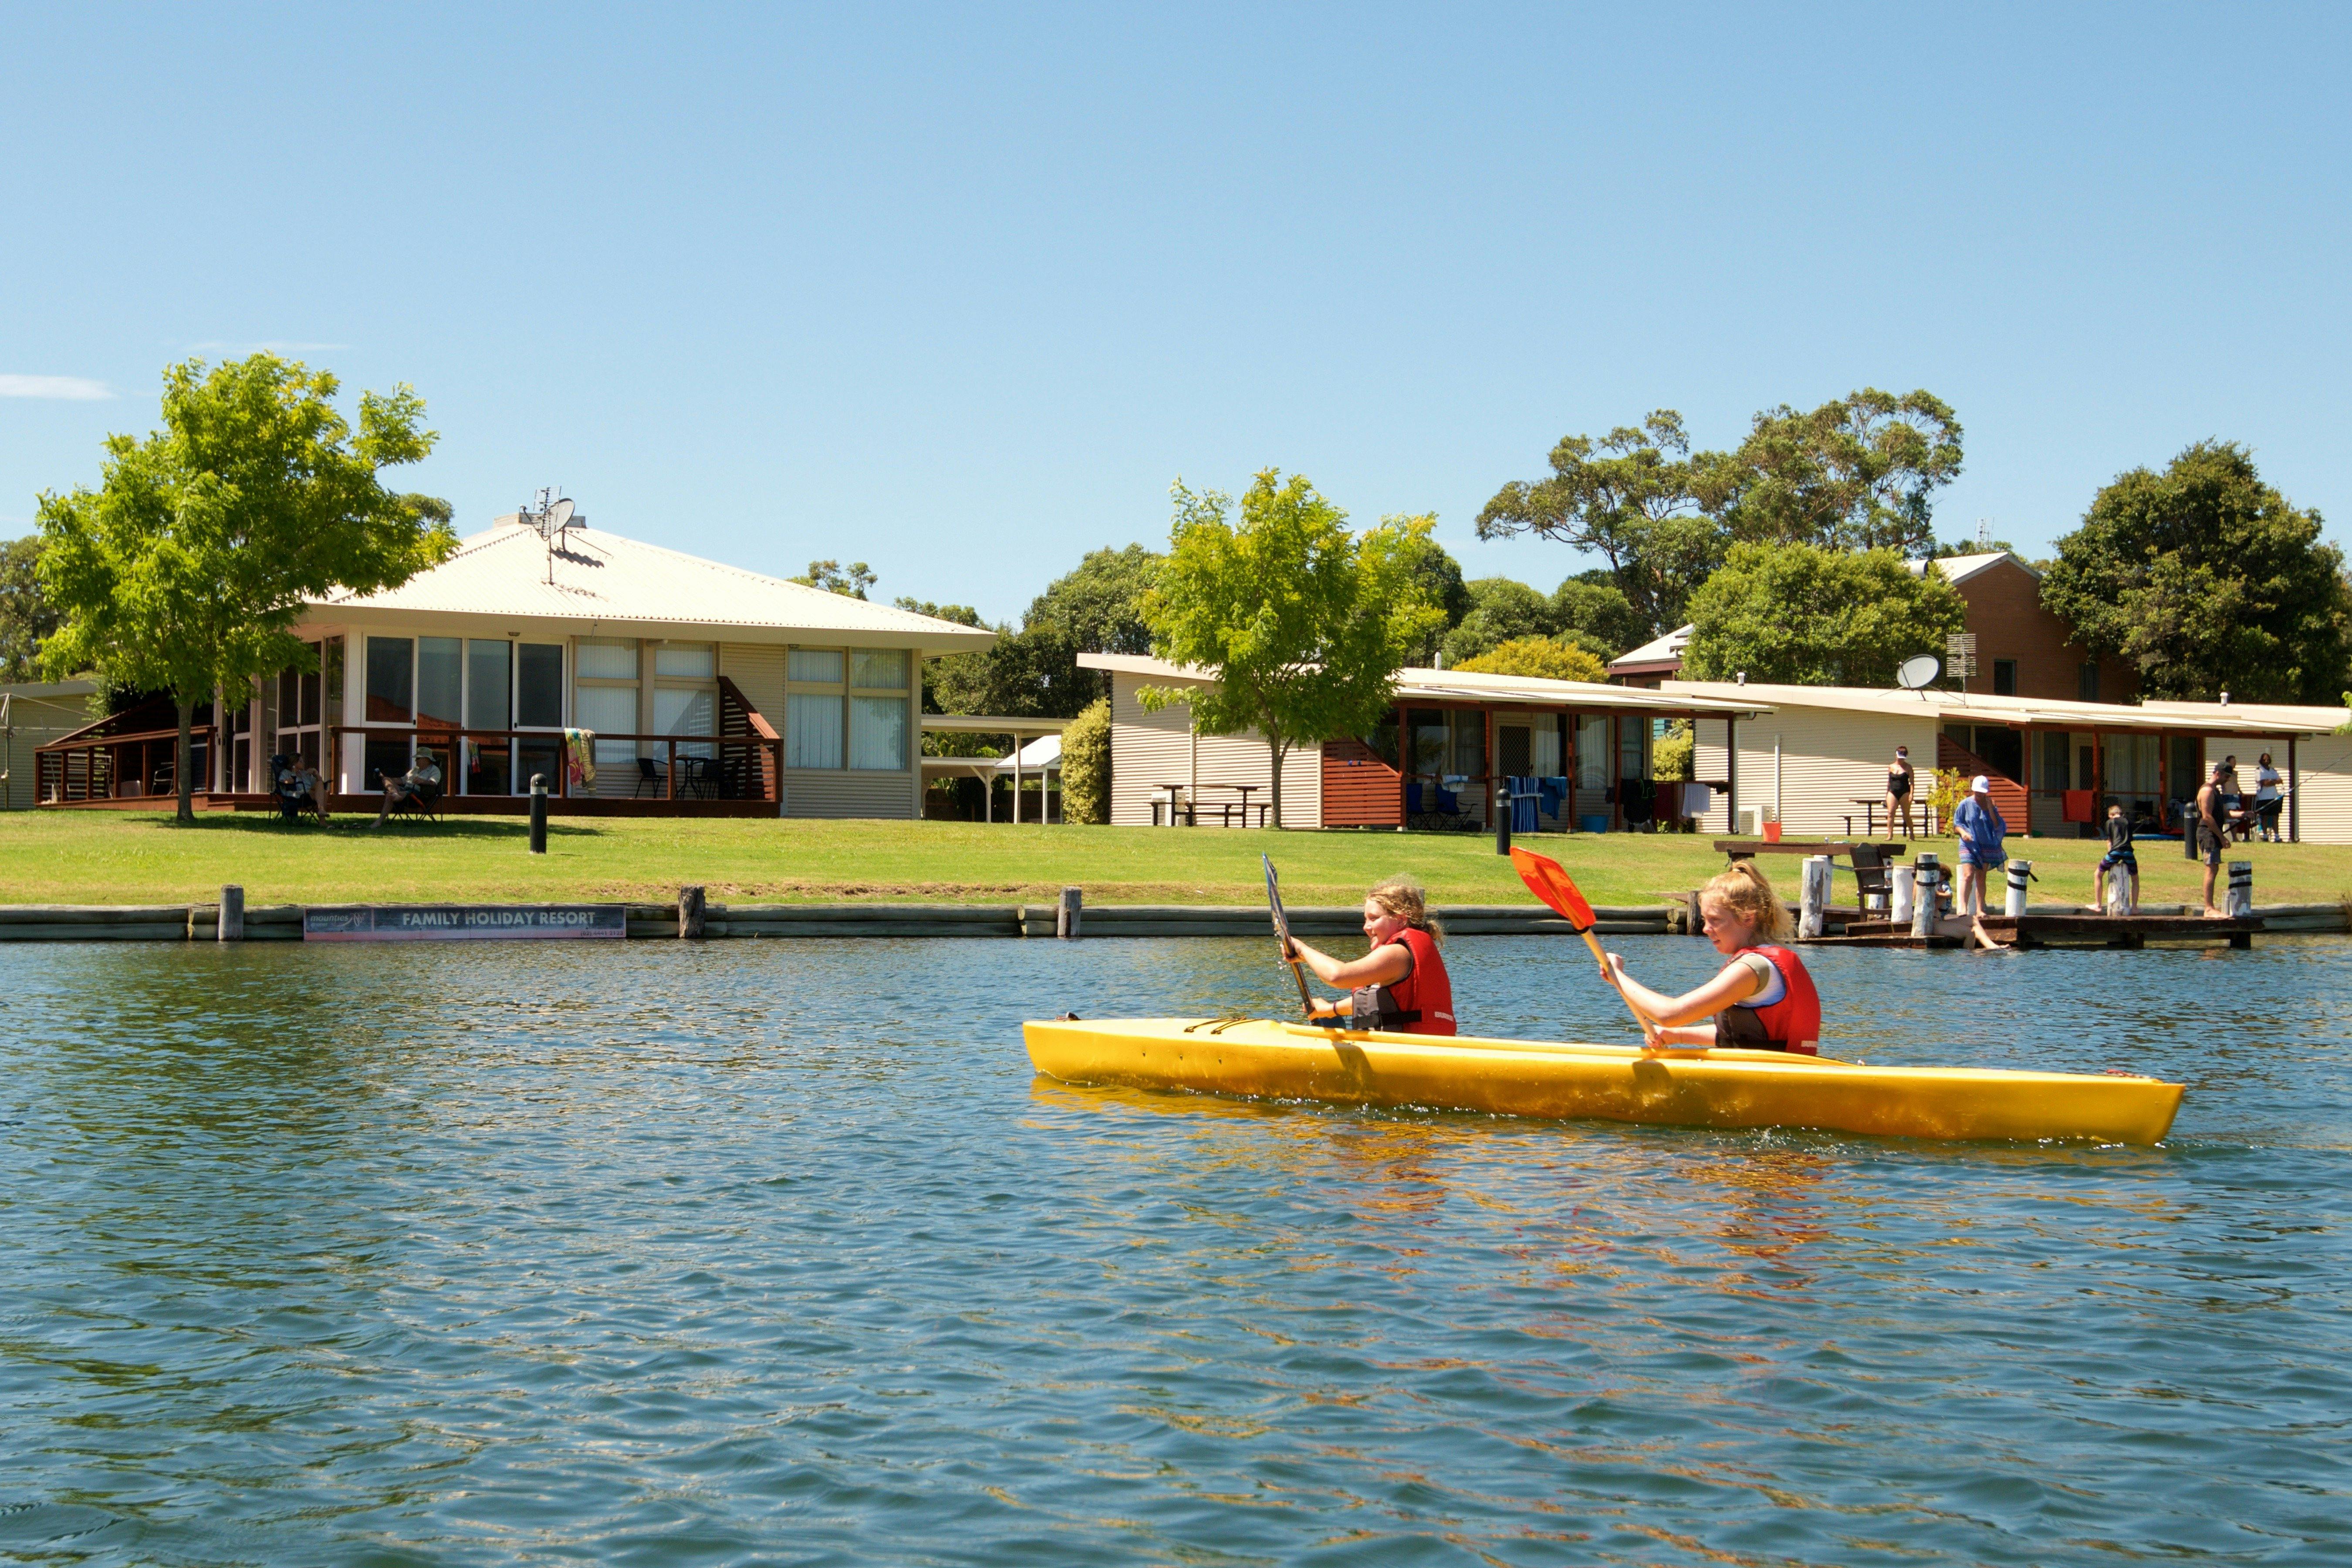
271 754 307 822
371 752 444 827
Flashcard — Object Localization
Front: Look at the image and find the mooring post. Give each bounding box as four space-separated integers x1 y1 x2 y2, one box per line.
528 774 548 855
1910 853 1940 940
2226 861 2253 919
2004 860 2031 918
1494 780 1511 856
2105 858 2136 916
1890 865 1915 925
218 884 244 943
1057 886 1082 939
679 885 706 940
1685 889 1703 937
1798 855 1830 939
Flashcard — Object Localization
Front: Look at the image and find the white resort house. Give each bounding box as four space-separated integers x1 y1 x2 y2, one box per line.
36 510 996 818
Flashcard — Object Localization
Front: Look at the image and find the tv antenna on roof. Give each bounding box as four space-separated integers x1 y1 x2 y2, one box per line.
523 487 578 584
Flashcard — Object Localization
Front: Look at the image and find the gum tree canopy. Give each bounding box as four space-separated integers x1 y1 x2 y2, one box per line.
1682 542 1966 687
38 355 454 822
1143 471 1443 828
2041 442 2352 704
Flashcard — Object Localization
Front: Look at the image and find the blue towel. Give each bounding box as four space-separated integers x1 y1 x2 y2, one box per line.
1537 775 1568 817
1508 775 1540 833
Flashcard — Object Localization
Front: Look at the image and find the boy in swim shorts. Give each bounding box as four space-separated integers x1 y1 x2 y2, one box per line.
2092 802 2137 911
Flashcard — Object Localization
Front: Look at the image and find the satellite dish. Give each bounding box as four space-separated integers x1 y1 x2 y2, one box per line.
1897 654 1941 690
546 497 575 532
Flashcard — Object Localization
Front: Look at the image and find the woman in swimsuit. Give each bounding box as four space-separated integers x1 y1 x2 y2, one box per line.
1886 745 1915 837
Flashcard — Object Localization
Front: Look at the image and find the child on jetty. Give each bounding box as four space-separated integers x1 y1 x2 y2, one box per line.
1603 861 1821 1054
2092 802 2137 912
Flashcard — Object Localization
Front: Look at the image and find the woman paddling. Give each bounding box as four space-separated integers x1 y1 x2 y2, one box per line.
1285 876 1457 1035
1603 861 1821 1054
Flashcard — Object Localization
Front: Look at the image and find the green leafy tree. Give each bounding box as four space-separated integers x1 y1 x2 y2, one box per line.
1059 697 1112 824
1400 531 1472 665
792 559 875 598
1476 410 1729 637
1440 577 1556 666
1682 542 1965 686
1451 637 1606 683
37 354 452 822
2041 442 2352 703
1720 389 1963 553
1653 719 1694 781
1144 470 1444 827
903 544 1163 727
0 535 61 682
1550 570 1644 657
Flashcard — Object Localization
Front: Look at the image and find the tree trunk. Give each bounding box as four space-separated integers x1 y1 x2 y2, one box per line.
174 696 195 826
1266 731 1286 829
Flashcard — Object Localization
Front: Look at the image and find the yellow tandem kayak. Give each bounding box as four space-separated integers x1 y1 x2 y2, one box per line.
1023 1017 2186 1145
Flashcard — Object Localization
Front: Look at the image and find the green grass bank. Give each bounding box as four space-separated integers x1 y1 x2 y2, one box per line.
1 811 2348 911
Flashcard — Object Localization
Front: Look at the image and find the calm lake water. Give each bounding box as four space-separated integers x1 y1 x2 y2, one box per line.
3 932 2348 1566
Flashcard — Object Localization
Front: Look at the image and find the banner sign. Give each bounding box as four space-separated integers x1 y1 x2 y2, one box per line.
304 904 627 942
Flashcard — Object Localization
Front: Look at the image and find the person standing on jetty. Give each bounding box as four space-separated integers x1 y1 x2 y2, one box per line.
2091 801 2138 911
1603 861 1821 1054
1286 876 1457 1035
1953 775 2006 914
2197 761 2230 916
1886 745 1917 837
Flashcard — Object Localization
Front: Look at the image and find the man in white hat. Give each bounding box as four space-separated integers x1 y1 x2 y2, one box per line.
1951 773 2009 944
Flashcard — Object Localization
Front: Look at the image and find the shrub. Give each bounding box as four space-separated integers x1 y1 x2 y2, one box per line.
1452 637 1607 683
1060 698 1112 824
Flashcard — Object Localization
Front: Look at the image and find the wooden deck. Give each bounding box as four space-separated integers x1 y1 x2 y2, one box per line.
1822 913 2265 950
41 792 781 819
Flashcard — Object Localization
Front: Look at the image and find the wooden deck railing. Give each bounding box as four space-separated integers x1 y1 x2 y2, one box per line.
35 725 216 805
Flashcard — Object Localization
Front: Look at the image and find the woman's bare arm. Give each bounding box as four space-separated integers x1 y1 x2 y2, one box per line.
1605 953 1760 1027
1286 937 1412 990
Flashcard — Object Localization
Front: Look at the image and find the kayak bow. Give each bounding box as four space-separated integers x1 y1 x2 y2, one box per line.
1022 1016 2183 1145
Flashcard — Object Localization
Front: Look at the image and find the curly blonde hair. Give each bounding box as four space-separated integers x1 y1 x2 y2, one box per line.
1699 859 1789 942
1368 875 1444 944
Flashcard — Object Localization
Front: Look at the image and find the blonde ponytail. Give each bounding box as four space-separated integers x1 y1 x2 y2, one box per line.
1700 859 1789 943
1368 875 1444 944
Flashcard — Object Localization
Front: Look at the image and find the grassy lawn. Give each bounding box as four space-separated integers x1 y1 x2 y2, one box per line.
1 810 2348 909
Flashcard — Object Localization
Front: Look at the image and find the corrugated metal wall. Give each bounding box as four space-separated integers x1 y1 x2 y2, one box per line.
720 644 786 720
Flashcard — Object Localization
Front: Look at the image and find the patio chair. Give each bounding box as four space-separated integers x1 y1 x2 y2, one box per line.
634 757 667 798
270 754 307 823
388 778 444 824
1848 843 1898 912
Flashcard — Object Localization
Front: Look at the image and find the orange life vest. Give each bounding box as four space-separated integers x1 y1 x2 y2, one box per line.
1733 944 1821 1055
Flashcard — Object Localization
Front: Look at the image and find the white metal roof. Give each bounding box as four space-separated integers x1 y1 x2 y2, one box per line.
1663 679 2332 734
314 517 996 651
1079 651 1761 715
1607 623 1692 671
1906 551 2030 585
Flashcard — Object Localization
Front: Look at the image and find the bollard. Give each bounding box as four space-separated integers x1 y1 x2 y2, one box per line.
1494 781 1511 857
1890 865 1915 924
1686 889 1704 938
2004 860 2031 918
2105 861 2136 916
1057 885 1082 939
679 885 706 939
528 774 548 854
1798 855 1831 939
2226 861 2253 918
218 884 244 943
1910 855 1939 940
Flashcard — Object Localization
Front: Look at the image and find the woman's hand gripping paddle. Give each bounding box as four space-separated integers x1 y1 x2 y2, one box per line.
1510 846 1658 1039
1262 855 1321 1021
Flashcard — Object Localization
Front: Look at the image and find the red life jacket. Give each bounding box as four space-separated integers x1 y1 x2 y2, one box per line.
1360 926 1456 1036
1734 944 1821 1055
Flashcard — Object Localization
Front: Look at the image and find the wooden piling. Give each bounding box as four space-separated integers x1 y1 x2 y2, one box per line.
679 885 706 939
1057 886 1082 939
218 885 244 943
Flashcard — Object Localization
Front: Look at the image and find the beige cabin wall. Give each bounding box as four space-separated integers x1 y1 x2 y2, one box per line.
720 644 787 721
1714 709 1940 837
1106 672 1322 827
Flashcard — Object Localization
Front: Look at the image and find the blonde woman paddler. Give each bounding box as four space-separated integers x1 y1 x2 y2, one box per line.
1284 876 1457 1035
1602 861 1821 1054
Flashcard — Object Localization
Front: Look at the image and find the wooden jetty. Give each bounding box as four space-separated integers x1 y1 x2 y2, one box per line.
1820 913 2266 950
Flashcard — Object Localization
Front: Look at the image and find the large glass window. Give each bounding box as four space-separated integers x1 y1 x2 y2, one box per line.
788 695 844 769
577 639 639 680
850 696 906 770
1408 709 1446 779
468 640 511 730
789 648 843 684
656 643 716 679
365 637 412 723
1577 715 1609 789
1451 716 1484 780
2102 733 2160 798
576 686 642 777
416 637 462 735
517 644 564 728
851 649 906 689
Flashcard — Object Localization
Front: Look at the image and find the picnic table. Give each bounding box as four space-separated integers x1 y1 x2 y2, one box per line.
1845 798 1939 836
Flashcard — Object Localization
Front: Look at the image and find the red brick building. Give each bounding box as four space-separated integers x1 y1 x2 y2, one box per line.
1918 552 2136 706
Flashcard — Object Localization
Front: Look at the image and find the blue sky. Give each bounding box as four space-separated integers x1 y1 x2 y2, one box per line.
3 5 2346 623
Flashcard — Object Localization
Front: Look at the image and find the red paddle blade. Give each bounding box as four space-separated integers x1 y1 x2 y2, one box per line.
1511 847 1595 930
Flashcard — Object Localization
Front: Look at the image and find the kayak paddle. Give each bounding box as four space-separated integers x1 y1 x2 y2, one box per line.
1261 854 1319 1019
1510 846 1656 1034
